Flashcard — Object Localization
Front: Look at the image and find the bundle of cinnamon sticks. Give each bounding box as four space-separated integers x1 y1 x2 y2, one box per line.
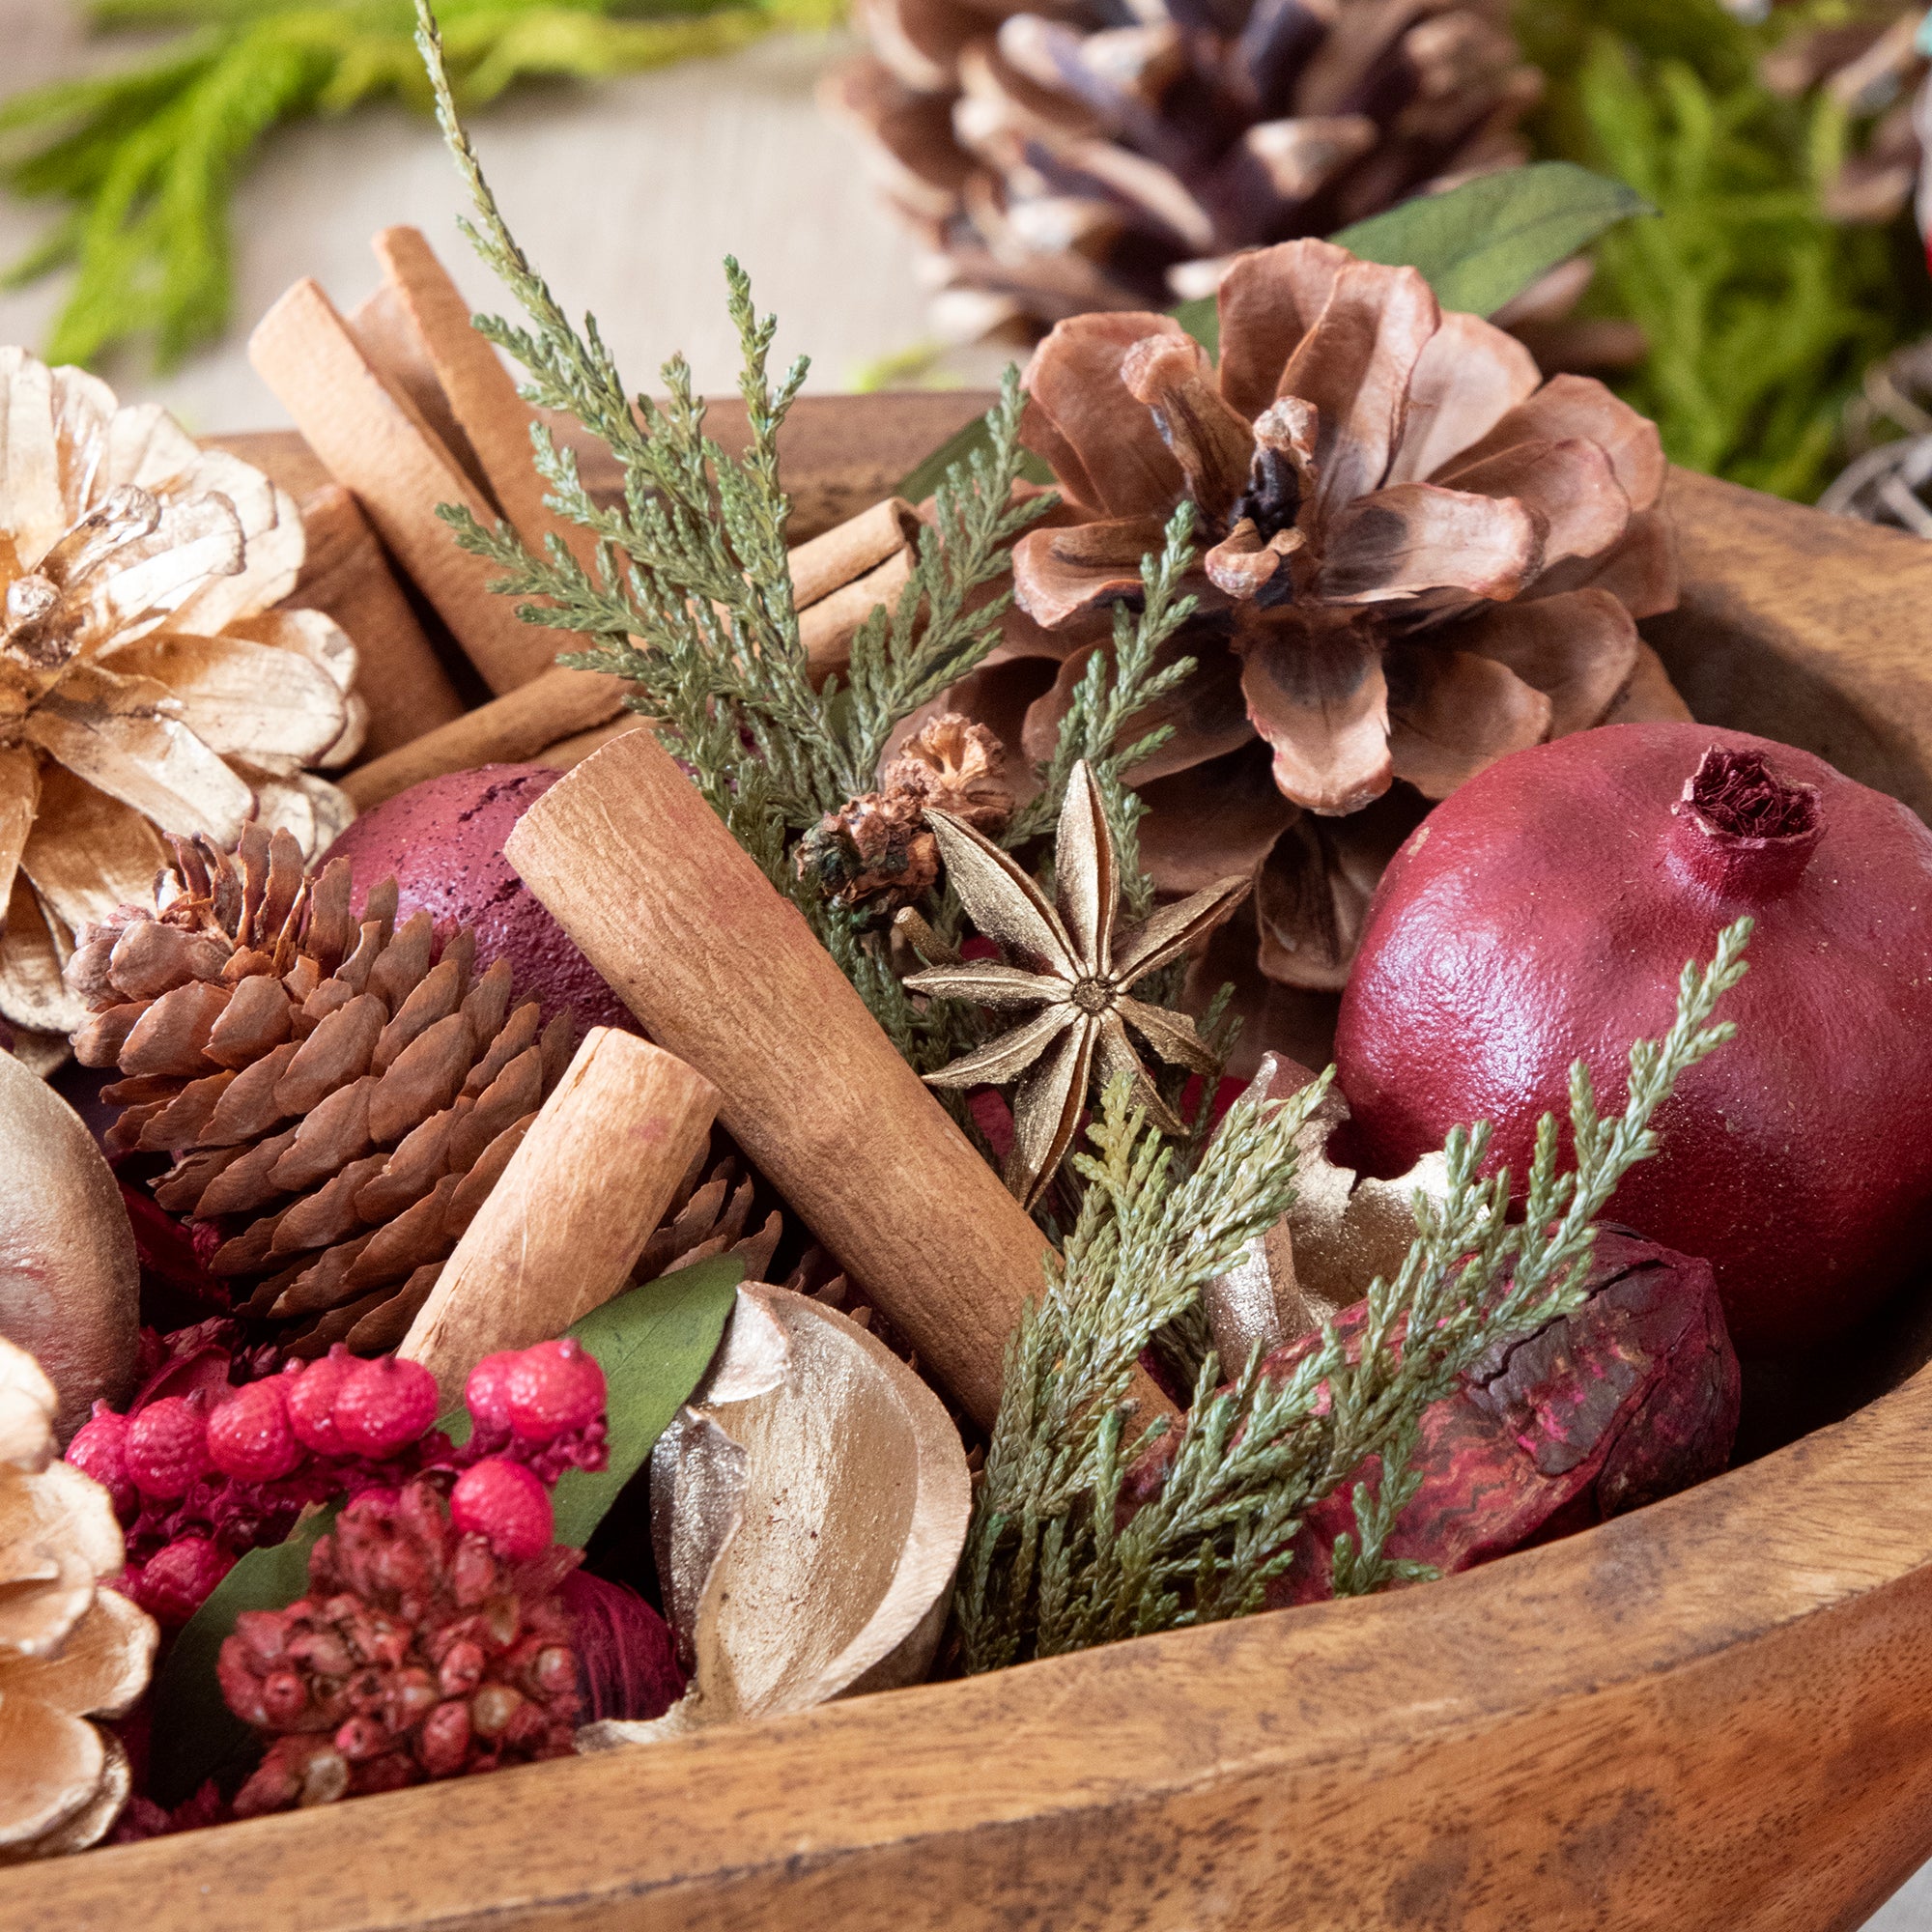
242 226 926 810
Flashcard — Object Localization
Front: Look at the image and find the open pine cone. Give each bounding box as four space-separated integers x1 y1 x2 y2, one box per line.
941 239 1688 1027
823 0 1540 342
1762 3 1927 225
0 1335 156 1861
0 349 362 1049
65 825 576 1357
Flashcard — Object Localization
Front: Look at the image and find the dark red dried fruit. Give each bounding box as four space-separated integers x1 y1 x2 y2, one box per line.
1272 1232 1740 1603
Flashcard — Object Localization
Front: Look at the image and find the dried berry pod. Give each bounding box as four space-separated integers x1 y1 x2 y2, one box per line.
1268 1233 1741 1602
0 1335 157 1860
64 824 579 1350
0 1050 139 1441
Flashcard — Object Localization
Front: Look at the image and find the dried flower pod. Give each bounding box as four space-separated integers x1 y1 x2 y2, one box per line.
0 349 360 1046
561 1571 685 1725
0 1335 157 1861
220 1475 582 1814
883 712 1014 833
942 240 1688 1027
1199 1051 1449 1368
64 823 578 1350
0 1048 139 1441
579 1284 970 1749
796 714 1016 919
824 0 1543 343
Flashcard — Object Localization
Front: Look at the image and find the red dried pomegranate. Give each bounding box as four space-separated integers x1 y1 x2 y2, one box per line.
1334 723 1932 1354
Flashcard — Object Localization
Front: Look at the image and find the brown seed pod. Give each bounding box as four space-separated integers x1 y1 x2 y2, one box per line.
0 1052 139 1441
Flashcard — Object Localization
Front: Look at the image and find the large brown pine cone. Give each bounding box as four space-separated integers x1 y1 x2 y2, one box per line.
1761 3 1926 224
63 826 575 1356
823 0 1541 342
936 240 1690 1066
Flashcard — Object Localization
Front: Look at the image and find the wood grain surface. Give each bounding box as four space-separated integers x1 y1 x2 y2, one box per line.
16 1356 1932 1932
18 409 1931 1930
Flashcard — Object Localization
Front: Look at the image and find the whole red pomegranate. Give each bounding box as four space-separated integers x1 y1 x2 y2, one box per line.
1334 723 1932 1354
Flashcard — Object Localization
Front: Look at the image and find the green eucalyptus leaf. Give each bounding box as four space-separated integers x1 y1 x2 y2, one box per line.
1330 161 1653 318
149 1505 336 1806
548 1255 745 1548
144 1256 746 1808
898 406 1053 505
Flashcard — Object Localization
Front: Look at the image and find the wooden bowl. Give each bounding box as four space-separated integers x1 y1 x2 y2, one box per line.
13 403 1932 1930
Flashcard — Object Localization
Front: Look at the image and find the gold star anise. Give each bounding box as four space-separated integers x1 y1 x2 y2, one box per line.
907 759 1250 1208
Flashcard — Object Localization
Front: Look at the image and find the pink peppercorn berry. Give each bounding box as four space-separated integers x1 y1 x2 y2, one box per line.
132 1535 236 1628
206 1379 302 1484
66 1404 136 1515
284 1350 356 1457
501 1340 606 1444
449 1459 554 1562
125 1396 211 1500
462 1352 519 1439
331 1355 440 1459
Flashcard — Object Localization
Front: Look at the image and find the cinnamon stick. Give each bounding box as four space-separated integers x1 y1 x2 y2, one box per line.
342 665 626 810
788 496 919 610
504 729 1175 1430
800 549 916 678
366 226 598 575
292 484 467 757
399 1027 719 1404
538 714 654 772
248 278 558 696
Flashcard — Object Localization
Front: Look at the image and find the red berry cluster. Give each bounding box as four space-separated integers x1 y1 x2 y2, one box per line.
68 1339 609 1627
219 1476 582 1813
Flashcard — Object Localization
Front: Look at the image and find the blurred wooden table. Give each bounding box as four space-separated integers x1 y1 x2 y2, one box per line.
0 1 993 432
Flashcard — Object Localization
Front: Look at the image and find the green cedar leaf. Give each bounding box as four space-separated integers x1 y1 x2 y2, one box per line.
145 1256 746 1806
149 1505 336 1806
895 162 1650 494
1329 161 1653 319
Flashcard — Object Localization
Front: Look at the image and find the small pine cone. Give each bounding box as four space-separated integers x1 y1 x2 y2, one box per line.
796 715 1013 918
635 1145 784 1284
823 0 1540 342
64 824 576 1353
221 1476 581 1815
796 789 939 917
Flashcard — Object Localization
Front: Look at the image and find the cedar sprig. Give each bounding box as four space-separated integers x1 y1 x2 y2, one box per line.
413 0 1047 864
1003 501 1199 920
957 916 1752 1669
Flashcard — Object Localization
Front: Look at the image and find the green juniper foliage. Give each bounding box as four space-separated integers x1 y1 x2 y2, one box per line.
956 918 1751 1668
0 0 836 373
1518 0 1929 501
